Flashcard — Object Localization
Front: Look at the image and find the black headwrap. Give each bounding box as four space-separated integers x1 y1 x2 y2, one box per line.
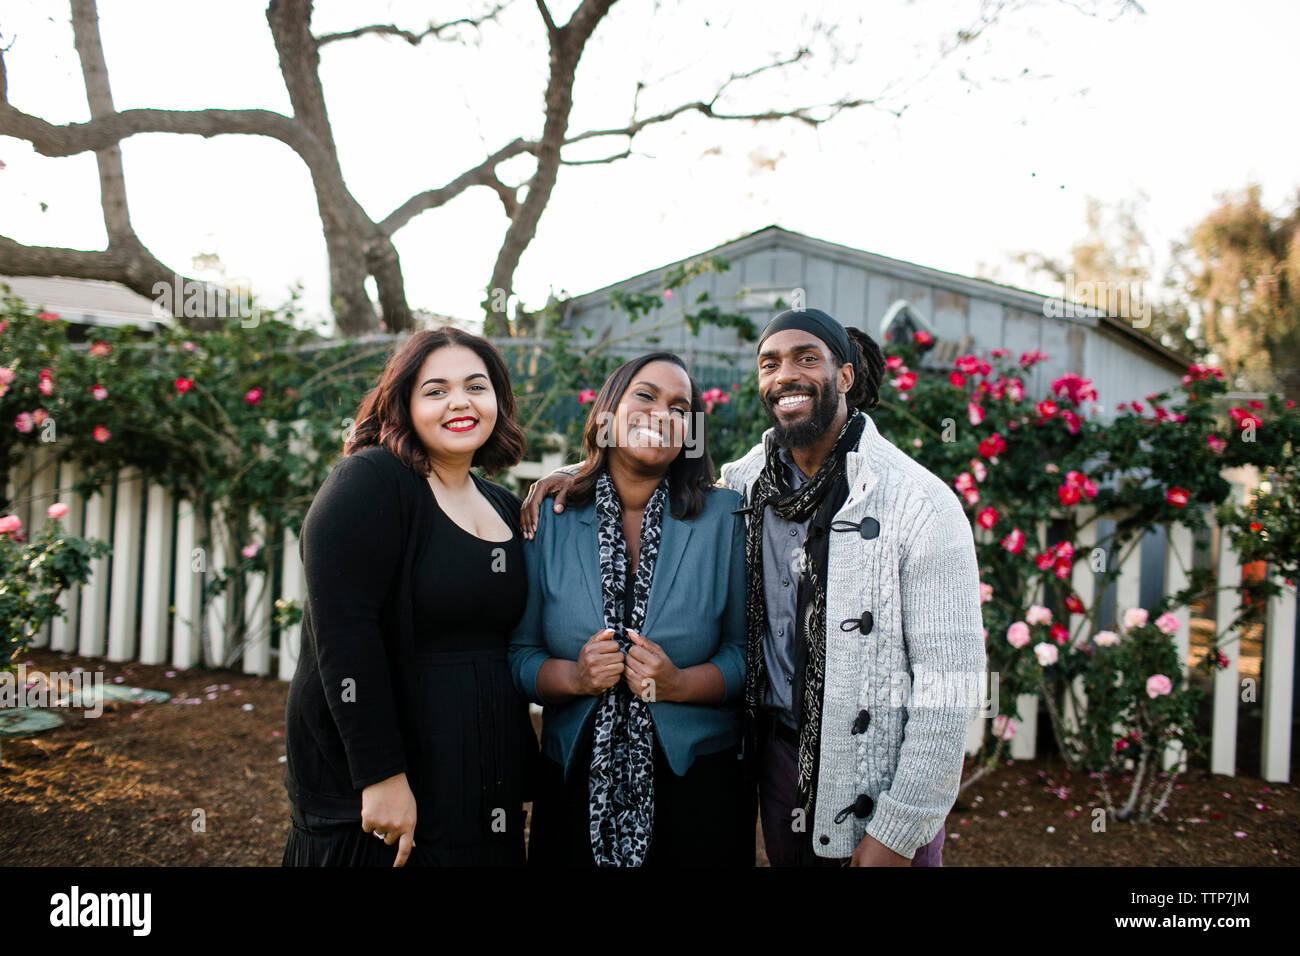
757 308 858 366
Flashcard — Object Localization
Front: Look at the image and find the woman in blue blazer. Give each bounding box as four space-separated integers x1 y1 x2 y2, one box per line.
509 352 751 867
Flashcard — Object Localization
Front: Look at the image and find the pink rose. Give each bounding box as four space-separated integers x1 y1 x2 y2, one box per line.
1122 608 1149 630
1146 674 1173 698
979 583 993 604
1007 622 1030 648
976 507 998 529
0 366 14 386
15 411 34 433
1026 605 1053 626
1034 642 1059 666
968 402 985 426
1154 612 1179 635
1002 527 1025 555
578 388 596 404
993 715 1016 740
0 514 23 534
245 387 263 406
92 384 108 401
92 425 111 443
46 502 69 520
970 459 987 482
241 543 260 559
1093 630 1120 647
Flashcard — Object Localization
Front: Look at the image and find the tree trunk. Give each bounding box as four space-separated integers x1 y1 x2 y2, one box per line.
268 0 415 335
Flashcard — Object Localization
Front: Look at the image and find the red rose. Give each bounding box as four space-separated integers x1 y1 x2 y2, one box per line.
1058 483 1082 506
1165 486 1190 508
978 433 1006 459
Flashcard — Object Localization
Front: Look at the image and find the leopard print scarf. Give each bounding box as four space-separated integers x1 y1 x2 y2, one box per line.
588 468 669 867
743 409 864 815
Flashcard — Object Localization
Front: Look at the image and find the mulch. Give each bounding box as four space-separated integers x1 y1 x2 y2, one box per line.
2 647 1295 866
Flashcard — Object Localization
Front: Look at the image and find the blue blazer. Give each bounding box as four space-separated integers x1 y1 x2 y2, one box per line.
508 484 747 779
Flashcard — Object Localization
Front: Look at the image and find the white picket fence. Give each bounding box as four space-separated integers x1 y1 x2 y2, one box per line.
3 443 565 681
4 446 1294 782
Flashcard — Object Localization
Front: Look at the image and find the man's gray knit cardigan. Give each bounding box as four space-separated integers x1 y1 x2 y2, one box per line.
719 411 986 860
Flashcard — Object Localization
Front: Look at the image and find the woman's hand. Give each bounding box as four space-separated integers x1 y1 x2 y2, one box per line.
576 627 624 695
623 630 682 703
360 772 418 867
520 471 577 540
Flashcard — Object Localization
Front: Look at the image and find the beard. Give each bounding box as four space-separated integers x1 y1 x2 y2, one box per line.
762 375 841 450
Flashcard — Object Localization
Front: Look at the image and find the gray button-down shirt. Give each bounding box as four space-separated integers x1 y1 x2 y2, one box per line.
761 446 810 728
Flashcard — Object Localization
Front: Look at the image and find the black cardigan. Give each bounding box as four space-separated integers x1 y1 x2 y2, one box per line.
282 444 524 818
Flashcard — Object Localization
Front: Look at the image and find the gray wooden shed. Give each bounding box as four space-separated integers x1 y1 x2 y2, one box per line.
557 225 1188 408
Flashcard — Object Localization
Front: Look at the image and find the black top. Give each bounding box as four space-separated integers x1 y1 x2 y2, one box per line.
413 491 526 651
283 445 525 818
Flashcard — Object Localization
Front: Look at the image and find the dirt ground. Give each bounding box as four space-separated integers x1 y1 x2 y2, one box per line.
2 647 1296 866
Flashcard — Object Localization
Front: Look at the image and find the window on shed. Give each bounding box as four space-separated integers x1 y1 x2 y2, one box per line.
879 299 932 346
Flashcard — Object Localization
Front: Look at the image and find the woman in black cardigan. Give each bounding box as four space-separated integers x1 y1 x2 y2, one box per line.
282 327 537 866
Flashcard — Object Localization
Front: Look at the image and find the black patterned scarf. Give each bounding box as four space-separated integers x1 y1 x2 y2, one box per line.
588 468 669 867
743 409 865 815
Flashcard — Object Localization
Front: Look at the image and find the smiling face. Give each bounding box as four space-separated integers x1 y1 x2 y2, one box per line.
606 360 694 473
408 344 499 463
758 329 853 449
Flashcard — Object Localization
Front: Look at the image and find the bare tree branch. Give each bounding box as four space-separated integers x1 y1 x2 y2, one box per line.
71 0 132 244
0 233 223 331
378 137 534 234
534 0 558 37
482 0 619 334
0 34 10 103
559 149 630 166
315 2 511 47
268 0 396 333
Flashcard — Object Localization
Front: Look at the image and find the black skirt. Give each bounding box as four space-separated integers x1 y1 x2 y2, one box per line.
527 724 754 868
283 646 536 867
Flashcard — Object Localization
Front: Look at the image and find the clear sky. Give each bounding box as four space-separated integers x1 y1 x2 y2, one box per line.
1 0 1296 331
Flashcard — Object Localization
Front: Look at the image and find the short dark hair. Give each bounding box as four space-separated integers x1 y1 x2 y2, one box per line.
344 327 525 475
567 352 716 520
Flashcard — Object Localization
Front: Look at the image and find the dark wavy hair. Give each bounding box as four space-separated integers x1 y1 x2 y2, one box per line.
344 327 525 475
567 352 716 520
845 326 887 410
